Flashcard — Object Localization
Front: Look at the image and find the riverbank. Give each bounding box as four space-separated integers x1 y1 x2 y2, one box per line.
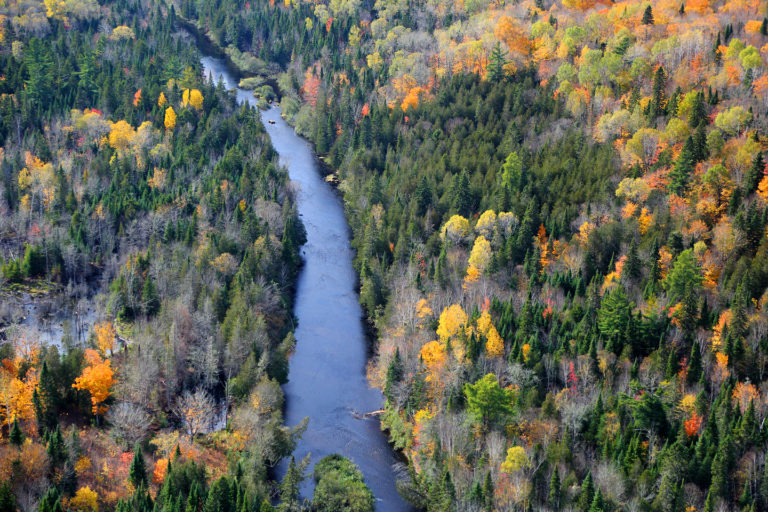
201 56 414 511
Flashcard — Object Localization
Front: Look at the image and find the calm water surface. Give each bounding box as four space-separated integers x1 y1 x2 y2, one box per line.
201 57 413 511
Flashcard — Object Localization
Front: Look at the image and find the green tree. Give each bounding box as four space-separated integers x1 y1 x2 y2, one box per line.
642 5 654 24
34 360 59 435
663 249 702 303
311 455 374 512
548 467 561 509
487 43 508 82
578 472 595 510
9 419 24 447
205 477 233 512
0 483 15 512
597 286 631 353
463 374 514 427
279 456 309 511
130 444 148 488
669 136 695 195
650 65 666 118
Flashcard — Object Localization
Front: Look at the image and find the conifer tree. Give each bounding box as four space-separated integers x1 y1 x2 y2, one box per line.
129 444 148 488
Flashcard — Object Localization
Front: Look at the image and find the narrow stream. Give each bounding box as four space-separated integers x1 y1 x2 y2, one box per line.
201 57 413 511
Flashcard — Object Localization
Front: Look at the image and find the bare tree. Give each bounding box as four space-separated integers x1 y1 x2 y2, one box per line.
107 402 152 447
176 389 215 437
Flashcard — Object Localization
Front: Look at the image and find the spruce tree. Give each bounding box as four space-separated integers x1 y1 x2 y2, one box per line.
745 152 764 195
578 472 595 511
487 43 508 82
669 136 695 195
384 348 404 402
9 419 23 447
642 5 654 24
548 467 561 509
129 444 148 488
623 238 642 282
0 483 15 512
650 66 666 118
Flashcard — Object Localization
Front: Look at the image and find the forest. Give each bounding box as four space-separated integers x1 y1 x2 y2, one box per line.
0 0 342 510
2 0 768 510
178 0 768 510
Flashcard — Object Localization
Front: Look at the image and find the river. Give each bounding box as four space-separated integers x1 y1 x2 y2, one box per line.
201 57 413 511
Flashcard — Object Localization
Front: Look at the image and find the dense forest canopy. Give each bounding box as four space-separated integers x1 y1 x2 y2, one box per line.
179 0 768 510
3 0 768 510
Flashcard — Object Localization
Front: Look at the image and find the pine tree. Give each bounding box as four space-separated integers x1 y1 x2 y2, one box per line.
142 276 160 316
0 482 15 512
642 4 654 24
669 136 695 195
588 489 604 512
745 152 764 195
693 122 709 161
129 444 148 488
578 472 595 510
47 425 67 467
205 477 233 512
483 471 494 511
487 43 508 82
690 92 706 128
9 419 23 447
384 348 403 402
280 456 307 511
34 360 59 435
687 342 702 385
451 171 472 216
623 238 642 282
548 467 561 509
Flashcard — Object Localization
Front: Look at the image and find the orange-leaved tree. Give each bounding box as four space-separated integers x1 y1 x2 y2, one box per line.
73 349 115 420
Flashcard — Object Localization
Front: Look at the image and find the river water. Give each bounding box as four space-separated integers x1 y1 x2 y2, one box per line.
201 57 413 511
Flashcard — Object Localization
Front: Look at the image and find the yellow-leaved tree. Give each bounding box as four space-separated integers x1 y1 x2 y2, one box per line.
68 486 98 512
108 120 135 154
468 235 492 273
436 304 467 340
164 106 177 130
501 446 528 473
475 210 497 237
93 321 116 356
182 89 204 111
485 325 504 358
440 215 470 245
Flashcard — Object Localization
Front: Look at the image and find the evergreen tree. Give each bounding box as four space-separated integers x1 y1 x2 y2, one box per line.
578 472 595 511
669 136 695 195
130 444 148 488
9 419 24 447
548 467 561 509
588 489 604 512
624 238 642 282
34 361 59 435
451 171 472 216
205 477 233 512
46 425 67 468
650 66 666 118
141 276 160 316
745 152 764 195
384 348 404 402
0 483 15 512
487 43 508 82
687 342 702 386
642 5 654 24
279 456 308 512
